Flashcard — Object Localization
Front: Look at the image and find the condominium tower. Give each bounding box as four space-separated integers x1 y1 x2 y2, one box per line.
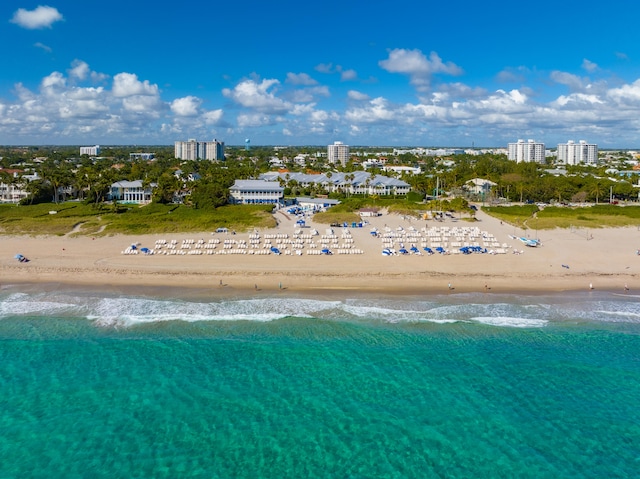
557 140 598 166
80 145 100 156
174 139 225 160
507 139 546 163
327 141 350 166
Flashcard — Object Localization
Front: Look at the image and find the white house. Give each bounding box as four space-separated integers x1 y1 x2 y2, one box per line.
109 180 153 204
229 180 284 205
0 170 39 204
465 178 497 196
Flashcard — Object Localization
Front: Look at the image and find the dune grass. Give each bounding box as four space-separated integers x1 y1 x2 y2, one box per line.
483 204 640 229
0 202 276 236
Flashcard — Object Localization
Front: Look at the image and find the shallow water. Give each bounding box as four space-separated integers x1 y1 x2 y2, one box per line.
0 286 638 478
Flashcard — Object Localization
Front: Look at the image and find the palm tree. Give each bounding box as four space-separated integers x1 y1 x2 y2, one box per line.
590 181 603 204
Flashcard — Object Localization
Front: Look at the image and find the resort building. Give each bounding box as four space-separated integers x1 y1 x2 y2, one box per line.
327 141 350 166
80 145 100 156
259 171 411 197
109 180 154 204
507 139 546 163
174 139 225 161
228 180 284 205
557 140 598 166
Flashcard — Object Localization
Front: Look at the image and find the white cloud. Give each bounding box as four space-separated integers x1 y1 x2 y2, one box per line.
11 6 63 29
286 72 318 86
237 113 276 127
66 86 104 101
170 96 201 116
348 90 370 101
554 93 604 107
340 69 358 81
66 60 108 84
496 66 531 83
203 109 224 125
607 79 640 104
222 78 292 114
122 95 162 114
112 73 159 97
68 60 90 81
435 82 487 100
550 71 584 90
34 42 52 53
582 59 598 73
9 55 640 147
345 97 397 124
379 48 463 91
41 71 66 91
315 63 334 74
286 86 330 103
315 63 358 81
59 99 108 119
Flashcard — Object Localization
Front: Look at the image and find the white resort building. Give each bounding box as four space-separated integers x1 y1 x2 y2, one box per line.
259 171 410 197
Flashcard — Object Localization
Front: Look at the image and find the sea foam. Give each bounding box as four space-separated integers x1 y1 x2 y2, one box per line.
471 316 548 328
2 289 640 328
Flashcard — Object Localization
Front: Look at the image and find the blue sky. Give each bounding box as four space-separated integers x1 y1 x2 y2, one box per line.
2 1 640 147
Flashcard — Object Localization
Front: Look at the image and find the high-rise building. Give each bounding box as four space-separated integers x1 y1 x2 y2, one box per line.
557 140 598 166
174 139 225 160
507 139 545 163
327 141 349 166
80 145 100 156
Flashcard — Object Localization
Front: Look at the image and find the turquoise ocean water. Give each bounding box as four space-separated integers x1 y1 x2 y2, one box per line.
0 285 639 478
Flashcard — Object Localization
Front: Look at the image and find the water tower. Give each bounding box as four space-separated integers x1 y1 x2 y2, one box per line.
245 138 250 151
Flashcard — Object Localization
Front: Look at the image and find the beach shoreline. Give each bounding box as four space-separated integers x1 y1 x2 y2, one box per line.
2 209 639 295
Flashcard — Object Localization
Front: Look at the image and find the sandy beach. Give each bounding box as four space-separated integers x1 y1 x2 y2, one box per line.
2 208 640 294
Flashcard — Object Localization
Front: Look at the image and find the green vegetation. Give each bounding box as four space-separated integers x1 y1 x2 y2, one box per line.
483 204 640 229
482 205 540 228
312 211 362 225
4 145 640 235
0 203 275 236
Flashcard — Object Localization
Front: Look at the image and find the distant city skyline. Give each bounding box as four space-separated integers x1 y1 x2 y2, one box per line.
3 1 640 147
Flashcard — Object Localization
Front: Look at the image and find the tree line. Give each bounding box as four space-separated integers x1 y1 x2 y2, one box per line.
0 146 637 208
